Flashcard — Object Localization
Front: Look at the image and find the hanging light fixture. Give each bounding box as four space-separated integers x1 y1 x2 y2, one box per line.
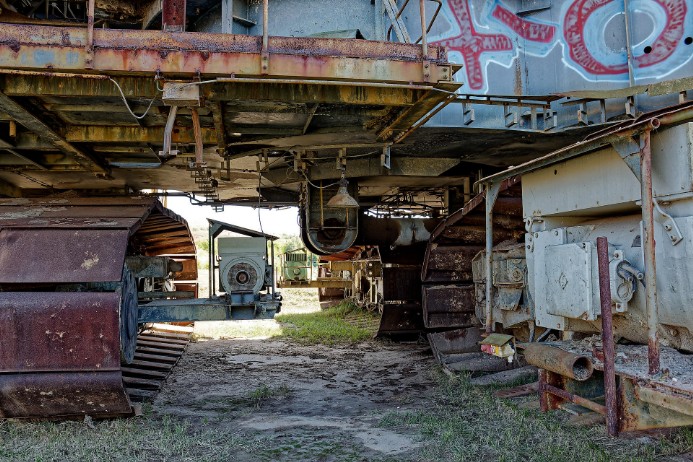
326 171 359 208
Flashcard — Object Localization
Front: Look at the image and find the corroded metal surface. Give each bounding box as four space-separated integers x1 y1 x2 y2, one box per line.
0 372 133 419
522 344 593 382
0 229 129 283
422 179 524 330
0 292 121 372
0 196 197 419
596 237 618 436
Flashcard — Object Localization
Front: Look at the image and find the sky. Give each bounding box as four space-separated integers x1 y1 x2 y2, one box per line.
164 196 301 236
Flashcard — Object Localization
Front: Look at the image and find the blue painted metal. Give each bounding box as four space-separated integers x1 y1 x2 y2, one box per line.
138 297 279 323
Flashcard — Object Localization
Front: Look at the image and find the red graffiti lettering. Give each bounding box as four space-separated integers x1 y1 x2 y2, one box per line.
636 0 687 68
432 0 513 90
492 4 556 43
564 0 687 75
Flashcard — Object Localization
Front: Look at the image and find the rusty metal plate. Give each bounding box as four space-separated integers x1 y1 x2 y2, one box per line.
377 302 423 337
0 292 121 372
428 327 483 363
382 266 421 301
422 245 482 283
0 205 151 219
0 371 132 419
422 285 477 329
0 217 141 229
0 229 128 283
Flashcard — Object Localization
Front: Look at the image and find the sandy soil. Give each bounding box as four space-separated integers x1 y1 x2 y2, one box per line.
153 337 436 462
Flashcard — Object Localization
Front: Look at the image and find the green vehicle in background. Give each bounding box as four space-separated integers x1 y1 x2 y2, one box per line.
281 248 311 283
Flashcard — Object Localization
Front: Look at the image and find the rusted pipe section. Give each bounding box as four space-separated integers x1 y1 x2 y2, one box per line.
542 382 607 415
161 106 178 158
163 0 187 32
483 183 502 333
262 0 269 51
597 236 619 437
640 129 660 375
191 107 204 167
261 0 269 74
85 0 95 68
419 0 428 58
523 343 594 381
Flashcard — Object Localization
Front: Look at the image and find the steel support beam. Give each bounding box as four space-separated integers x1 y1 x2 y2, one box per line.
0 24 452 84
0 177 23 197
640 130 660 375
3 75 420 107
0 91 108 175
484 181 501 334
64 125 216 144
138 300 276 323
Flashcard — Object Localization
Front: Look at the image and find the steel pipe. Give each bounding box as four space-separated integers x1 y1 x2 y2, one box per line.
419 0 428 58
85 0 95 68
640 130 660 375
523 343 594 381
597 236 619 436
541 382 607 415
484 183 500 333
191 107 203 166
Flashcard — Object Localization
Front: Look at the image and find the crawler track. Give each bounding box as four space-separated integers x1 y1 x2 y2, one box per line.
422 179 525 366
0 197 197 419
124 324 193 403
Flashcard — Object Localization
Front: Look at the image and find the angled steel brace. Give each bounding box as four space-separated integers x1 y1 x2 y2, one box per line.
611 136 682 246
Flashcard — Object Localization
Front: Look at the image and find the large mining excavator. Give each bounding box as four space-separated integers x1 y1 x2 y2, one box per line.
0 0 692 431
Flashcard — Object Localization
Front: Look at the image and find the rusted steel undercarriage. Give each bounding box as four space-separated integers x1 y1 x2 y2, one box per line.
1 0 693 434
0 197 197 418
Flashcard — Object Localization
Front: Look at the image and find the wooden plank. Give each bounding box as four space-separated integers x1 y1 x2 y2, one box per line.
133 352 178 363
122 376 162 389
125 388 158 399
121 367 168 379
148 323 194 333
141 330 191 341
135 346 181 360
136 340 186 351
137 334 189 345
128 359 175 371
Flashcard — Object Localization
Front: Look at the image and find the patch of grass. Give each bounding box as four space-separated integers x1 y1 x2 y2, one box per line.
0 413 266 462
276 300 380 345
248 383 293 408
379 370 693 462
192 319 283 341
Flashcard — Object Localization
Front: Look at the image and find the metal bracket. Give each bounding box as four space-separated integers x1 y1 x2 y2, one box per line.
611 136 642 182
159 106 180 158
381 145 391 169
462 102 475 125
612 136 683 245
543 109 557 131
503 103 518 127
336 148 347 171
653 200 683 245
422 60 431 83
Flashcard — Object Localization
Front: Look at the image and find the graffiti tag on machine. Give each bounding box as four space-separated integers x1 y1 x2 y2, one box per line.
431 0 693 92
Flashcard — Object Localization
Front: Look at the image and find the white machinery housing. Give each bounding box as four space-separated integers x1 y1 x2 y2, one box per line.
218 237 269 295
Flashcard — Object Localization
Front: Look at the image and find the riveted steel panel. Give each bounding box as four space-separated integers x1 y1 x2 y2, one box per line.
0 229 128 283
0 292 121 372
0 371 132 419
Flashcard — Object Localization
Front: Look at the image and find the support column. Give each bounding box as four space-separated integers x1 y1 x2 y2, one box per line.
640 130 660 375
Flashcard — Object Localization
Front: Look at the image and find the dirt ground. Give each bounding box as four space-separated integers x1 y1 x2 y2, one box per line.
154 335 435 462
